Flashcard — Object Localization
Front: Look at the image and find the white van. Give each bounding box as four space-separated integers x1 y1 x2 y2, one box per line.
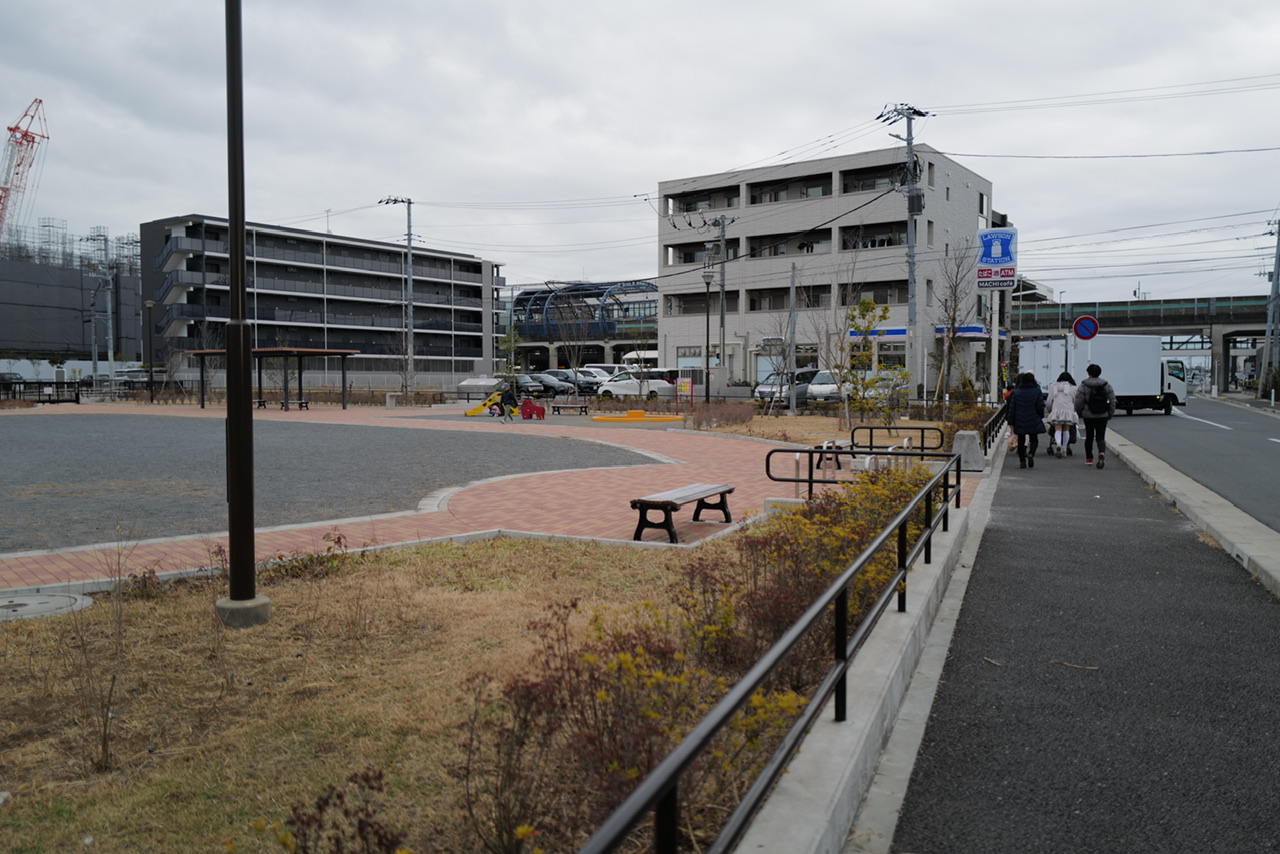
583 363 632 376
596 368 678 400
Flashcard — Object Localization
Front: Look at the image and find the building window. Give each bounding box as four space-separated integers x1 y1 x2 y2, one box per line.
927 162 936 188
926 221 934 248
840 224 908 250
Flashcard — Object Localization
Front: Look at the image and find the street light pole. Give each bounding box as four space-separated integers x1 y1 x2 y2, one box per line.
144 300 156 403
702 267 714 404
1059 290 1067 330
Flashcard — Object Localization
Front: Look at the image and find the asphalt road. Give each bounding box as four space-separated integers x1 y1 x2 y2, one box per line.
889 429 1280 853
0 412 654 553
1105 395 1280 532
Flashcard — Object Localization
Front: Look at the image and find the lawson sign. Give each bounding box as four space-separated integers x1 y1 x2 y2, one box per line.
976 227 1017 288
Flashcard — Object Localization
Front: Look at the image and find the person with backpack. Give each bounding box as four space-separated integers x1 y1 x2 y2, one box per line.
1007 371 1047 469
1074 363 1116 468
1044 371 1078 458
498 382 519 423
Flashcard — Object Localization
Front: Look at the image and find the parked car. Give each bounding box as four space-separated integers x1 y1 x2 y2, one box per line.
576 367 613 385
596 369 676 400
583 363 634 377
806 370 841 403
810 370 910 411
506 374 546 398
754 367 819 408
530 373 575 398
0 372 23 384
544 368 601 394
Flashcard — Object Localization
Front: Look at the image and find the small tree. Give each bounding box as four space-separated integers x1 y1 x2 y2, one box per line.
497 326 524 375
843 298 893 423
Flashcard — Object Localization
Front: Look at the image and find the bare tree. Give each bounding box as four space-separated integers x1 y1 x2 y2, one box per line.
545 290 593 399
806 254 867 426
932 237 980 399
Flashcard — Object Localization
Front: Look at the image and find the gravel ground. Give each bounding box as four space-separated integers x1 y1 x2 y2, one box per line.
0 412 654 552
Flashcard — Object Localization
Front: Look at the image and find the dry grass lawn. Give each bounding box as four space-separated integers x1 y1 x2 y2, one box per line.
1 537 726 852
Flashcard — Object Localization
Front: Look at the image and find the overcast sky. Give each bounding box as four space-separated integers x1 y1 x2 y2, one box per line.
4 0 1279 302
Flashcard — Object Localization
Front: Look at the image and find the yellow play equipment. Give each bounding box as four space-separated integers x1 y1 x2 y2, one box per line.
465 391 510 417
591 409 684 423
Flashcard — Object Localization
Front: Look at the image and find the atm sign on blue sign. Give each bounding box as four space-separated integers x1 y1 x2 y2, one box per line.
976 227 1018 288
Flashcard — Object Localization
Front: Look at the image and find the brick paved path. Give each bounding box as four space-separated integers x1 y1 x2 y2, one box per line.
0 403 977 593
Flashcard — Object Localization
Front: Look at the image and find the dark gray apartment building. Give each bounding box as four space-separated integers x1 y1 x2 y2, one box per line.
139 214 502 384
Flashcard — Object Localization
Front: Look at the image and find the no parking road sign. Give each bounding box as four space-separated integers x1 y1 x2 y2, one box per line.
1073 315 1099 340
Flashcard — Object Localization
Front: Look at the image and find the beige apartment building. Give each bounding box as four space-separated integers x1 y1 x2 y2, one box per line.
656 144 1004 396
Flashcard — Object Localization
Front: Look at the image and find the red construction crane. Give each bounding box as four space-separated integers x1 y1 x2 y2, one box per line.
0 98 49 242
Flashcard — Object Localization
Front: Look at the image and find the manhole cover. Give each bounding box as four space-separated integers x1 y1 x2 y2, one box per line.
0 594 94 621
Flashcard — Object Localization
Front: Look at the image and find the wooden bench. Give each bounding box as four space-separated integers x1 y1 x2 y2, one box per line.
254 399 268 409
279 399 309 410
630 482 735 543
551 402 589 415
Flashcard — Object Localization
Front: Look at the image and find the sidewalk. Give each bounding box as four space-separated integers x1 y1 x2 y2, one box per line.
0 403 979 597
850 424 1280 853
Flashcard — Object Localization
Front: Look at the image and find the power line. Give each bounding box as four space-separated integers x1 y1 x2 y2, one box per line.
934 146 1280 160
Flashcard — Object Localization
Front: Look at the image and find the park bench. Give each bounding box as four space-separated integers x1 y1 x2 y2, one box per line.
551 402 589 415
630 482 735 543
279 399 309 410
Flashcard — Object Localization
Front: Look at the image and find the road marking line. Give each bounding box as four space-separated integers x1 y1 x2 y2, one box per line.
1172 410 1234 429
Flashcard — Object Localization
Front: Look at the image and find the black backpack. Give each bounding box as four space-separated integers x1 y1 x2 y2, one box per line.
1086 383 1110 415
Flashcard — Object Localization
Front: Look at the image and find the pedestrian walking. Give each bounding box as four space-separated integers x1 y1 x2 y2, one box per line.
1044 371 1078 458
1007 372 1046 469
1074 363 1116 468
499 382 518 423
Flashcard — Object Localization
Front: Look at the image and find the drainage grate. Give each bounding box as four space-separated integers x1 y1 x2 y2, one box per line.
1 594 94 621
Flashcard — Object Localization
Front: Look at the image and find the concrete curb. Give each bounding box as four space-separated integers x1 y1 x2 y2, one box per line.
736 494 975 852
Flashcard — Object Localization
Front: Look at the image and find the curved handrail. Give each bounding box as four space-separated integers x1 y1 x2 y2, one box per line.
577 450 962 854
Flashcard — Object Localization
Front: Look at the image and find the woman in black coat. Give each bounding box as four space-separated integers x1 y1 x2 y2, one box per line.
1008 371 1047 468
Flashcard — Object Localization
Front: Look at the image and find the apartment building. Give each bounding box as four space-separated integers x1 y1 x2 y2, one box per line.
657 144 1002 395
140 215 501 385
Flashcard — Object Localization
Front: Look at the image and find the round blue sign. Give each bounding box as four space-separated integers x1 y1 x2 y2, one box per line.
1073 315 1099 340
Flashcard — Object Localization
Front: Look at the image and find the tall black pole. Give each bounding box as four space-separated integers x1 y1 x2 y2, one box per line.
217 0 269 626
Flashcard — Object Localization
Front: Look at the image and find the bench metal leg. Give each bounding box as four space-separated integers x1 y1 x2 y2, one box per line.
634 506 679 543
692 492 732 524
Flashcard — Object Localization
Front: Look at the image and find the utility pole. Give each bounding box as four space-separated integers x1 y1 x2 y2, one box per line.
879 104 930 398
1262 221 1280 395
704 214 735 383
787 263 798 415
380 196 416 398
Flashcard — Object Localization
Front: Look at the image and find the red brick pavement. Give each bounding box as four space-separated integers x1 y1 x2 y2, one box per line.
1 403 980 592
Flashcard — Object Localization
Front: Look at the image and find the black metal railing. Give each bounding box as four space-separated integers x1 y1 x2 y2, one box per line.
0 381 81 404
851 425 945 451
577 450 962 854
979 403 1009 453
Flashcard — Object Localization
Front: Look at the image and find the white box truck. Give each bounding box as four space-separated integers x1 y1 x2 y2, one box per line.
1017 333 1187 415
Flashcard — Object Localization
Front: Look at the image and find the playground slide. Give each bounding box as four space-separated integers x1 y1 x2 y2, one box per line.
465 391 503 417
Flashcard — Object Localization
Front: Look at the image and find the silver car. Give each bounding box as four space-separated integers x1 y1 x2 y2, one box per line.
754 368 819 407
